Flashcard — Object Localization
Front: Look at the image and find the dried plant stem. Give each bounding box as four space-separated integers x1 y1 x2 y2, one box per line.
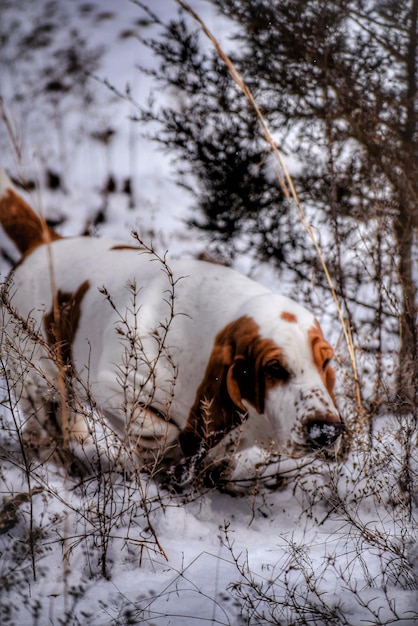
0 97 22 161
176 0 362 418
46 248 72 617
1 102 73 603
0 355 38 579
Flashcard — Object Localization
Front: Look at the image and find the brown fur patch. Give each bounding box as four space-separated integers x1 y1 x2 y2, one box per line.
309 322 336 396
109 244 143 251
0 189 61 256
180 316 287 458
281 311 297 323
44 281 90 368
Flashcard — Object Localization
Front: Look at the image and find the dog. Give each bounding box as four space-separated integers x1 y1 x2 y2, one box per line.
0 168 344 491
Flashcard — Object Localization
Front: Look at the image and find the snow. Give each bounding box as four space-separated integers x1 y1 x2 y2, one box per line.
2 436 416 625
0 1 417 624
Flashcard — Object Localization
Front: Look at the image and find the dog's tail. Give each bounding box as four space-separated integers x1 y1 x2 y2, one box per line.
0 167 61 257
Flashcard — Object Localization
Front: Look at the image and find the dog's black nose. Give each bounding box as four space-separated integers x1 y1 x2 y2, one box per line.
307 420 345 448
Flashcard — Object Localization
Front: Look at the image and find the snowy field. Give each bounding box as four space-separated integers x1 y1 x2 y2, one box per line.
0 1 417 624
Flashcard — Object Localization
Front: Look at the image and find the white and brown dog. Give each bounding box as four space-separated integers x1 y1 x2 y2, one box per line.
0 169 344 491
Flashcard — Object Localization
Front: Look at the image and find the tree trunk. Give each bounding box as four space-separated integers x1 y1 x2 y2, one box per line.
394 0 418 410
394 206 418 409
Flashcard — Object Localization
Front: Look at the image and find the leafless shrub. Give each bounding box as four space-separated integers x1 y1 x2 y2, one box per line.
218 417 418 626
0 239 189 623
1 234 418 625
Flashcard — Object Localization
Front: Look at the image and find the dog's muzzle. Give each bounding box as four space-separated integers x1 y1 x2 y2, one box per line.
306 418 345 448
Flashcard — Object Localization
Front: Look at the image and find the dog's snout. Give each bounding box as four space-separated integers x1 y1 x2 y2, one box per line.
307 418 345 448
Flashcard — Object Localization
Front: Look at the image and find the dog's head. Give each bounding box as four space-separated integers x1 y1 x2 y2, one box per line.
180 294 344 460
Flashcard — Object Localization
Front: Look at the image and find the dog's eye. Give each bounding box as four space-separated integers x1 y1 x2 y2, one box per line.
264 360 290 382
322 358 331 371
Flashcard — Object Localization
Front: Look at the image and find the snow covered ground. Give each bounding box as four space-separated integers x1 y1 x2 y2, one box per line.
1 411 417 625
0 1 417 624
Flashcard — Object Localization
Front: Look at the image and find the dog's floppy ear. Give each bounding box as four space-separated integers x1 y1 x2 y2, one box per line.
226 355 248 412
227 353 265 414
179 317 258 459
309 322 337 399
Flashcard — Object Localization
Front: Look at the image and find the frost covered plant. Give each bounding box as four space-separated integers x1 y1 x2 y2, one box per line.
0 241 185 622
0 225 417 626
221 420 418 626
